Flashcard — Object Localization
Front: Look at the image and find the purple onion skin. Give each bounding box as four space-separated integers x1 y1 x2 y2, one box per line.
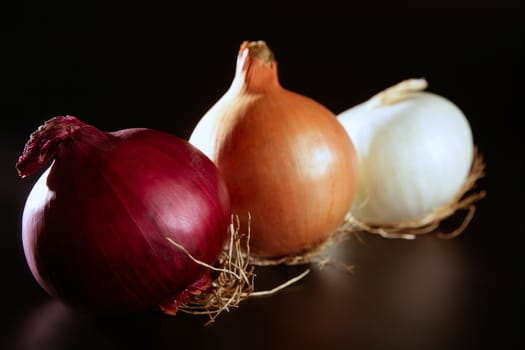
17 116 231 314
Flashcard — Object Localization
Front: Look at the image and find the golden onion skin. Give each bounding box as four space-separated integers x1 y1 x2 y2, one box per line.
190 41 358 258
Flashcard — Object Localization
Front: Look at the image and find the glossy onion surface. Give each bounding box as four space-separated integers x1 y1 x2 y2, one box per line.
190 41 358 258
17 116 231 313
338 90 474 224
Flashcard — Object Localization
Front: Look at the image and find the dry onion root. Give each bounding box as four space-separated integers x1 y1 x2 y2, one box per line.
343 150 486 240
246 229 354 272
163 215 310 325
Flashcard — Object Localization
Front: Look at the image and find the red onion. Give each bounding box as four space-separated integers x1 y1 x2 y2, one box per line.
16 116 231 314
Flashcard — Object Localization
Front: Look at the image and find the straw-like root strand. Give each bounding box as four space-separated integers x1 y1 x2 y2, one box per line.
164 215 310 325
343 148 486 240
247 229 354 272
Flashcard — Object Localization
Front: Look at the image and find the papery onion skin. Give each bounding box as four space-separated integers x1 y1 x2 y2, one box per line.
189 41 358 258
337 88 474 224
17 116 231 313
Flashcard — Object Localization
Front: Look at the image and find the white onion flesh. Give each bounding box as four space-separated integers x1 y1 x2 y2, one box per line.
337 83 474 224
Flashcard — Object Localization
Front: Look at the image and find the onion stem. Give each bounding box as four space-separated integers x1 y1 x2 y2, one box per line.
245 40 274 63
367 78 428 108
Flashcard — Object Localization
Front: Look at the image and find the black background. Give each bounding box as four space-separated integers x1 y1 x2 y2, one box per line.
1 1 523 349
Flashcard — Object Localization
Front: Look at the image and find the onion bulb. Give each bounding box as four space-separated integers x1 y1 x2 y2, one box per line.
337 79 485 238
189 41 358 258
17 116 231 313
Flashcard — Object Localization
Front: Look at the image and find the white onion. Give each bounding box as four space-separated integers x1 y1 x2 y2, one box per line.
337 79 474 225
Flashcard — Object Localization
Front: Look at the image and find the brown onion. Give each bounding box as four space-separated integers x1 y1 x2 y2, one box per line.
189 41 358 258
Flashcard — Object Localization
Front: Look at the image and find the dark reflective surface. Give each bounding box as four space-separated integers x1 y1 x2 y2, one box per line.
1 2 523 349
1 239 476 350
